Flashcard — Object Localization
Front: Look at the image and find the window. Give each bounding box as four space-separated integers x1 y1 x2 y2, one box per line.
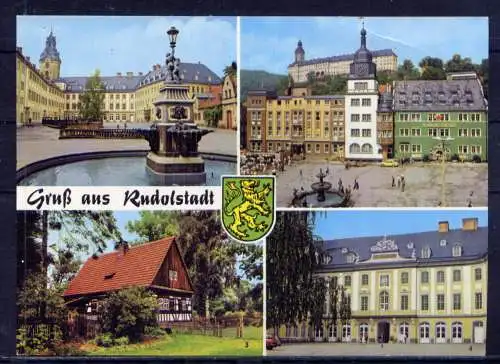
351 129 360 137
453 269 461 282
362 98 371 106
453 294 461 310
400 144 410 153
324 144 330 153
421 295 429 311
436 270 445 283
421 247 431 259
354 82 368 90
361 143 373 153
360 295 369 311
475 268 482 281
411 144 422 153
399 113 409 121
361 129 371 137
380 274 389 287
351 98 360 106
411 128 421 136
169 270 178 281
344 275 352 287
361 274 369 285
401 272 409 284
421 271 429 283
452 245 462 257
399 128 410 137
471 128 481 137
475 292 483 309
437 294 445 311
400 294 409 310
361 114 371 122
379 291 389 311
351 114 360 122
471 113 481 121
458 128 468 137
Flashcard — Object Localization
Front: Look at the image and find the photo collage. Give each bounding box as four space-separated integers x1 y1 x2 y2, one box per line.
15 15 488 358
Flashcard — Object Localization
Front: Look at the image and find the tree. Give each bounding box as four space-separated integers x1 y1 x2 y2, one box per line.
203 104 222 127
325 278 351 342
266 211 322 334
445 54 475 73
396 59 420 80
17 211 43 289
308 278 327 338
419 57 446 80
79 69 105 120
50 248 81 287
223 62 237 77
125 211 180 243
100 286 158 342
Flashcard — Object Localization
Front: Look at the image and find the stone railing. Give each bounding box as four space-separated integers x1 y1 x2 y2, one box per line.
59 128 149 140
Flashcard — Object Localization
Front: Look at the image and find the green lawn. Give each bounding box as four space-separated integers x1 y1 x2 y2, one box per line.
87 332 262 356
220 325 262 340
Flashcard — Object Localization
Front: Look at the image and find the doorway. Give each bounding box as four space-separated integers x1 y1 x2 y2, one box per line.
419 322 430 343
377 321 390 343
473 321 485 344
226 110 232 129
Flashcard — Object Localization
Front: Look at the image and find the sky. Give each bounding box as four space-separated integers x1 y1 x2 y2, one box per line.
241 17 488 74
314 209 488 240
16 16 236 77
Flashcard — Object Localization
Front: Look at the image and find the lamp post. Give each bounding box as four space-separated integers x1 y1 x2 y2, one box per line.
433 136 454 207
167 26 179 57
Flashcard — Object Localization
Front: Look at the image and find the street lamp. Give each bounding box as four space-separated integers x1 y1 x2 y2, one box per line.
433 136 454 207
167 26 179 55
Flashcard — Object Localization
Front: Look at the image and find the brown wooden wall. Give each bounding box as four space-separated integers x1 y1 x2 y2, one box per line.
153 242 193 292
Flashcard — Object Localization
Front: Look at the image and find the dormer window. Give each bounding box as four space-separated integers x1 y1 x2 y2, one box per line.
104 272 116 280
346 253 355 264
407 242 414 249
452 244 463 257
421 247 431 259
341 247 348 254
322 254 332 265
440 239 447 247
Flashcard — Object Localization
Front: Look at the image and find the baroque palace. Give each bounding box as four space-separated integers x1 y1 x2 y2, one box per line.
16 31 236 128
246 27 488 162
278 217 487 345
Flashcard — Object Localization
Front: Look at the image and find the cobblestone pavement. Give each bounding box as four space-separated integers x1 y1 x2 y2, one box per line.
266 343 485 357
276 159 487 208
16 125 237 169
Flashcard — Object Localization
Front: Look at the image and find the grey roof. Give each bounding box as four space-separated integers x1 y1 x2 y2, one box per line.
319 226 487 271
289 49 396 67
276 95 344 100
248 89 277 97
393 79 488 112
40 32 61 63
378 91 394 112
138 62 221 88
59 75 143 93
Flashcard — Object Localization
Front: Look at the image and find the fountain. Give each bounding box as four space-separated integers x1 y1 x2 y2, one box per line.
290 168 351 208
17 26 235 187
145 26 213 185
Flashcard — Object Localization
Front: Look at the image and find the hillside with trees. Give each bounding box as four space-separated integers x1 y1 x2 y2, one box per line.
240 70 288 101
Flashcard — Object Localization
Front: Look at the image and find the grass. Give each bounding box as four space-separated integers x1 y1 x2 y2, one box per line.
86 330 262 356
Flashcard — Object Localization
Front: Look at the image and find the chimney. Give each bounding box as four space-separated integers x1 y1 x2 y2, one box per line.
462 218 478 231
438 221 449 233
126 71 133 77
117 72 122 77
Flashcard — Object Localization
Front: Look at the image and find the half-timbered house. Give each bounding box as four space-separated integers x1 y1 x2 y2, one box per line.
63 236 194 327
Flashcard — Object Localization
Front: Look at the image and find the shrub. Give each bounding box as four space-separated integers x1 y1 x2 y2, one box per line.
95 333 114 348
100 286 159 342
16 325 63 355
422 154 430 162
144 326 166 339
472 155 481 163
450 153 459 162
113 336 130 346
52 343 87 356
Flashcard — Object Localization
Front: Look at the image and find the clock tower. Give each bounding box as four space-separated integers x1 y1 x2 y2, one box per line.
39 30 62 81
344 24 383 161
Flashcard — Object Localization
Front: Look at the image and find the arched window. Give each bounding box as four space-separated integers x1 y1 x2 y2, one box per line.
399 322 410 341
419 322 430 343
315 324 324 341
379 291 389 311
342 324 351 342
361 143 373 153
452 244 463 257
328 325 338 341
436 321 446 343
452 322 463 343
350 143 361 153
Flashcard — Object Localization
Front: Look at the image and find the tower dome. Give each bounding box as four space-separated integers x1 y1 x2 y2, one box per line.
353 27 373 63
294 40 305 63
39 31 61 63
349 25 377 79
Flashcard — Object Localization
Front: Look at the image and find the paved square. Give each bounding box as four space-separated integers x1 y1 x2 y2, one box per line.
276 159 487 208
266 343 485 357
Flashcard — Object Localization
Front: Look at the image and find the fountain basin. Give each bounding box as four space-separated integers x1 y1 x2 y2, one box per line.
310 181 333 192
290 190 351 208
17 150 235 186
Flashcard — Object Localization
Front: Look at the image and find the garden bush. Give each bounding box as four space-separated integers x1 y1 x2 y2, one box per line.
113 336 130 346
95 333 114 347
51 343 87 356
144 326 166 338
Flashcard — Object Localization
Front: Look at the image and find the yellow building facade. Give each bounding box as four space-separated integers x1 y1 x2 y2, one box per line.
16 47 65 125
221 74 237 129
17 32 223 126
276 218 487 345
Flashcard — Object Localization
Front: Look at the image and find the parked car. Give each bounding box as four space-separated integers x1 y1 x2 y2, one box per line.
266 335 278 350
381 159 399 167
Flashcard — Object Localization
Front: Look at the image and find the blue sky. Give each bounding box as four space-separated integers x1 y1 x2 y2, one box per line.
314 209 488 240
17 16 236 77
241 17 488 74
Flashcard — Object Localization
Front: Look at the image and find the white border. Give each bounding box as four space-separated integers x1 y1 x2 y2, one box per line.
276 206 488 212
262 236 267 356
236 16 241 174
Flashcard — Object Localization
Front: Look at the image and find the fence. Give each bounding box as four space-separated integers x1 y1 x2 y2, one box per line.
42 118 103 129
59 128 149 140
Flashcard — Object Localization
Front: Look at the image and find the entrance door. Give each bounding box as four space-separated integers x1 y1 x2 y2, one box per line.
419 322 430 344
342 324 351 342
377 321 390 343
436 322 446 344
314 325 323 342
359 323 369 343
474 321 485 344
226 110 232 129
399 322 410 343
452 322 463 343
328 325 337 342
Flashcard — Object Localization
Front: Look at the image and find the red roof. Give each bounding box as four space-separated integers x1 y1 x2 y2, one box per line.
64 237 177 297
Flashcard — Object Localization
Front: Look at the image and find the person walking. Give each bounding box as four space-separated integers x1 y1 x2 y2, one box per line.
392 176 395 188
397 176 401 188
401 180 406 192
353 178 359 191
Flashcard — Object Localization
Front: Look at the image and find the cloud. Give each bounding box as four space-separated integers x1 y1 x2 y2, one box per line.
16 16 236 77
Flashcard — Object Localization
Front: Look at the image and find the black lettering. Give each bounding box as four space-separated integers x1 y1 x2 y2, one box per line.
200 189 209 205
82 194 91 205
176 194 184 205
82 193 110 205
102 194 110 205
124 190 140 207
189 194 199 205
26 188 72 210
209 190 215 205
63 188 72 208
27 188 45 210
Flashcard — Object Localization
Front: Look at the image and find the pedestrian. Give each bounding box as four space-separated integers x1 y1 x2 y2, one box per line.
392 176 395 188
338 178 343 188
401 180 406 192
326 167 329 175
300 169 303 177
397 176 401 188
468 199 473 208
354 178 359 190
365 333 368 344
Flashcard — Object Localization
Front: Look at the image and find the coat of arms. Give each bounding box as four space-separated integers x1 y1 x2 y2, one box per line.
221 176 276 243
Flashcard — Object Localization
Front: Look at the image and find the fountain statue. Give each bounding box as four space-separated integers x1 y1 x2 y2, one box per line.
145 26 213 185
290 168 351 208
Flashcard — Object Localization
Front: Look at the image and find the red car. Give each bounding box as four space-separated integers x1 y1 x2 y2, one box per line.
266 335 278 350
